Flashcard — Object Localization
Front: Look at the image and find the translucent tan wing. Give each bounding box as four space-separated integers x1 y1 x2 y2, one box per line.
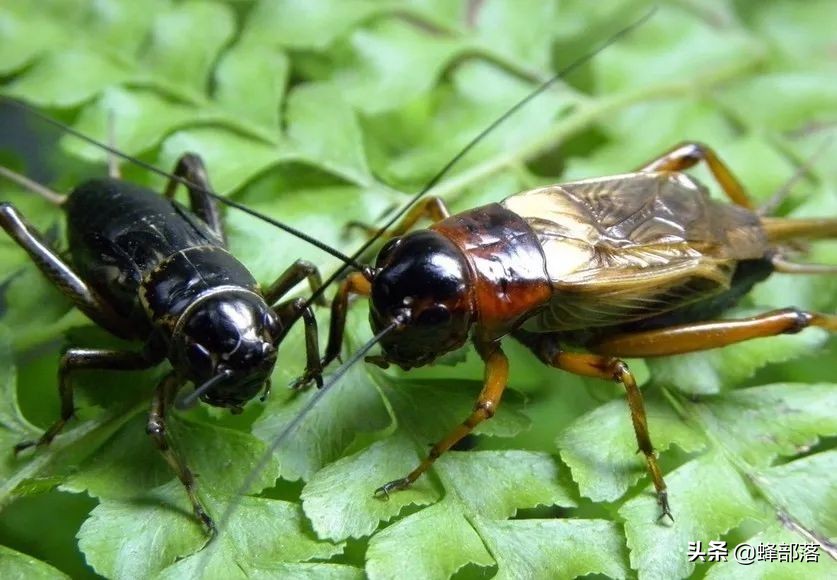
501 172 768 330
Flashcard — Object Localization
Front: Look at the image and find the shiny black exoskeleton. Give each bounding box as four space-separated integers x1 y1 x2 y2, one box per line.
65 178 285 406
0 154 325 531
369 231 474 369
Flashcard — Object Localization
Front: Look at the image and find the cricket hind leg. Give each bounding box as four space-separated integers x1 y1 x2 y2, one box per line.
637 141 752 209
163 153 226 243
14 347 160 453
512 329 672 522
147 372 215 533
588 307 837 357
0 203 134 337
374 341 509 498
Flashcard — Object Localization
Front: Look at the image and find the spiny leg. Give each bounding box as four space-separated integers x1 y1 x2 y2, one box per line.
263 259 326 306
14 348 159 453
0 203 132 337
345 196 451 240
273 297 324 390
321 272 372 369
513 330 671 521
163 153 225 243
147 372 215 533
375 342 508 498
589 307 837 357
637 141 752 209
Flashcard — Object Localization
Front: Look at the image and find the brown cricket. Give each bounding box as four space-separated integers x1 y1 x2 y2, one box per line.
319 141 837 520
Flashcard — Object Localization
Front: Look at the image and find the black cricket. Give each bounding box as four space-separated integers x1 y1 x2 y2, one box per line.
0 154 327 531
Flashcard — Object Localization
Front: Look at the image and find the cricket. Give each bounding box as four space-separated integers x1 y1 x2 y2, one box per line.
0 2 834 578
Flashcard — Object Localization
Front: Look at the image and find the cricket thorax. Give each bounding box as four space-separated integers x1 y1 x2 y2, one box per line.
430 203 553 341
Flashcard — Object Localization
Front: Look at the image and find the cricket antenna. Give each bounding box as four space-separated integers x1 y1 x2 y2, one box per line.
175 370 233 411
303 7 657 308
0 97 366 271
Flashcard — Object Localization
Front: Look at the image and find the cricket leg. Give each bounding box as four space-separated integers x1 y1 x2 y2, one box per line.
321 272 372 369
760 216 837 243
0 203 133 337
263 259 326 306
637 141 752 209
589 307 837 357
14 348 159 453
513 330 671 521
375 342 508 498
147 372 215 533
263 260 328 391
163 153 225 243
344 197 451 240
770 256 837 275
273 298 323 390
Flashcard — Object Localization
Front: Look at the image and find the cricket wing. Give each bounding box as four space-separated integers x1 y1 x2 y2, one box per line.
501 171 769 330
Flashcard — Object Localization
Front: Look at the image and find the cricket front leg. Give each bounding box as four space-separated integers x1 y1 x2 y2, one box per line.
261 260 329 392
375 341 508 498
274 298 324 391
147 372 215 533
321 272 372 370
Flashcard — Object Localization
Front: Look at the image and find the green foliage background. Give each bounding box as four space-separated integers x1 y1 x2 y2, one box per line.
1 0 836 578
